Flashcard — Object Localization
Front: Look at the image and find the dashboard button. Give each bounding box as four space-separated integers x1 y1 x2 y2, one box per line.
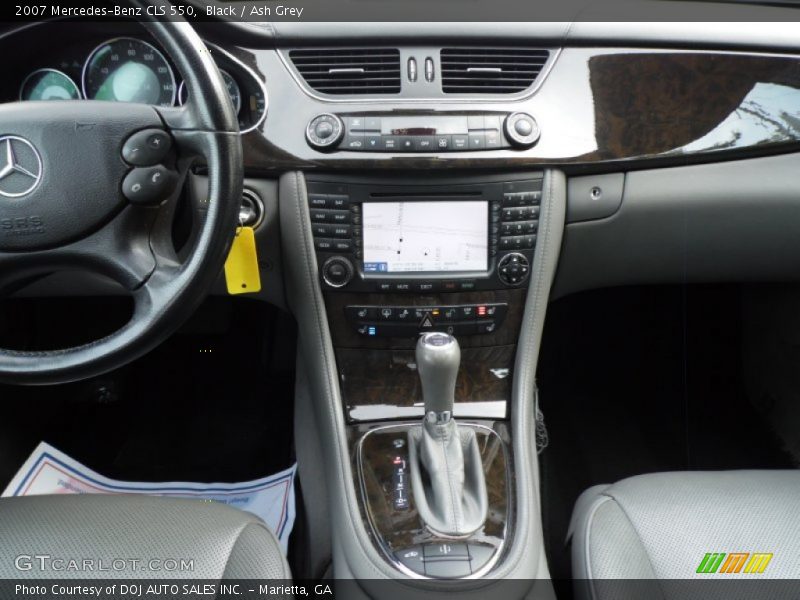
441 307 459 321
476 320 497 334
468 133 485 149
425 542 469 560
328 194 349 208
522 206 540 219
345 115 366 131
395 547 425 575
382 136 400 151
484 115 502 132
435 135 451 150
346 306 377 321
332 239 352 252
468 544 495 573
308 194 330 209
310 209 333 223
314 238 335 251
399 137 415 152
343 132 365 151
365 135 381 150
395 307 414 321
452 135 469 150
459 306 476 320
331 225 352 238
467 115 485 131
365 116 382 131
378 307 395 320
414 136 435 151
330 210 351 223
485 130 502 148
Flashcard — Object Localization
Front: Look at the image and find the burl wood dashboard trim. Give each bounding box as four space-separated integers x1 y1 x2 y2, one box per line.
326 289 526 422
245 47 800 172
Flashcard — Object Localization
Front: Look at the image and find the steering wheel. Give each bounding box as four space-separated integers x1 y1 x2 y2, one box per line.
0 4 243 385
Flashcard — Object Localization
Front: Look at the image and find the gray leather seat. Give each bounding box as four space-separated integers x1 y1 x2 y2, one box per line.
569 471 800 598
0 495 291 579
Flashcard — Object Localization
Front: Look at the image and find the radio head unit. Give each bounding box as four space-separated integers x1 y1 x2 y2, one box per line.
306 176 543 293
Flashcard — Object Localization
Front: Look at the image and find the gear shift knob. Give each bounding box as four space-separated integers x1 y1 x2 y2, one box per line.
416 332 460 422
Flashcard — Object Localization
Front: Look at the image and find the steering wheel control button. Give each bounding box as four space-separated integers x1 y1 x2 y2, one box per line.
498 252 530 286
322 256 354 288
306 113 344 151
123 166 178 206
504 112 541 148
122 129 172 166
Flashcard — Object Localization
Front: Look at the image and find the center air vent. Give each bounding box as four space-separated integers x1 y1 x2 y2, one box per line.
440 48 550 94
289 48 401 95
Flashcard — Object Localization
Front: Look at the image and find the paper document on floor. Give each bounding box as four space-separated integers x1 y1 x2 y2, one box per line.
2 441 297 554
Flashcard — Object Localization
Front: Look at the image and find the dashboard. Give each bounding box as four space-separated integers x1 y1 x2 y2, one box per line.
4 22 267 133
3 18 800 306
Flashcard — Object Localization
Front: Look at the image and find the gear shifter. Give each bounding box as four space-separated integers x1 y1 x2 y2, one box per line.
417 331 460 424
408 332 488 537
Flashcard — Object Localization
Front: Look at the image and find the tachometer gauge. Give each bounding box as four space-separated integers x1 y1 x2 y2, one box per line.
82 37 176 107
178 69 241 113
20 69 80 101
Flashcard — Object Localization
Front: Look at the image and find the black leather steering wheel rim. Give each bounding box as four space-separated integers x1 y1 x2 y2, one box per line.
0 4 243 385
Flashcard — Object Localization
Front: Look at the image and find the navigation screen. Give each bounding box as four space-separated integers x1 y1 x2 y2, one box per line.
362 201 488 273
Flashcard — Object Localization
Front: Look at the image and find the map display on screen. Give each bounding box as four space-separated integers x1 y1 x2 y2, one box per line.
362 201 488 273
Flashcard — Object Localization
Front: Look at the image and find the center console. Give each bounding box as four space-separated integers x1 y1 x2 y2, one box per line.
282 168 565 589
299 172 547 581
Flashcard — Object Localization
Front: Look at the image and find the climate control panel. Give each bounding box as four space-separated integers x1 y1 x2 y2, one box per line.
305 112 540 153
345 303 508 338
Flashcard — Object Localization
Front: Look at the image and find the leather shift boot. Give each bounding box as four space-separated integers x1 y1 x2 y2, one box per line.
408 419 488 537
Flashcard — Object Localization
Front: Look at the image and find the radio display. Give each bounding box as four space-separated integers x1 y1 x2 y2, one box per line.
362 201 488 273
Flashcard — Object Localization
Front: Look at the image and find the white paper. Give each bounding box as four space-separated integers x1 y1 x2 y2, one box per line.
2 442 296 554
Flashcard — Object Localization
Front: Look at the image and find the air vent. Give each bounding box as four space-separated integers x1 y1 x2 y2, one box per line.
440 48 550 94
289 48 401 95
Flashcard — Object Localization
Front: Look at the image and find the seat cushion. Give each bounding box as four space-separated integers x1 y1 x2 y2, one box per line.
570 471 800 586
0 494 290 579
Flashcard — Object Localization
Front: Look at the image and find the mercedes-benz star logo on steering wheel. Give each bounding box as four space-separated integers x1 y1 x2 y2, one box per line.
0 136 43 198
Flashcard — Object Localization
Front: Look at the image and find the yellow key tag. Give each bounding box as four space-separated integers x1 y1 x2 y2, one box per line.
224 227 262 295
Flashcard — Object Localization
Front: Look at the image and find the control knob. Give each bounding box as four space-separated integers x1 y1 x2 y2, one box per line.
322 256 354 288
504 112 541 149
306 113 344 151
497 252 530 286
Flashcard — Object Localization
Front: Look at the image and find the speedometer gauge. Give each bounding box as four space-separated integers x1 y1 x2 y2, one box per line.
178 69 241 113
82 38 176 107
20 69 80 101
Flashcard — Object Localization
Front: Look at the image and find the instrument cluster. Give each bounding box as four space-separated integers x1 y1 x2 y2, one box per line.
15 34 267 134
